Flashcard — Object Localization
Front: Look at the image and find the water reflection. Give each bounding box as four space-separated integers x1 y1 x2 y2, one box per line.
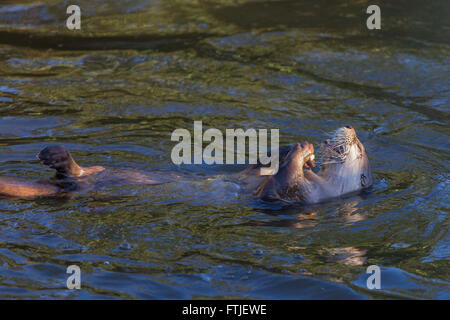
254 196 369 228
327 247 367 267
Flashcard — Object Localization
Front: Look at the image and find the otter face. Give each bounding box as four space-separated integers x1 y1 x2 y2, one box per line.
320 126 372 194
321 126 357 165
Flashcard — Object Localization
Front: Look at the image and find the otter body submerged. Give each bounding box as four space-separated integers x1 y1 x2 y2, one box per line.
0 126 372 203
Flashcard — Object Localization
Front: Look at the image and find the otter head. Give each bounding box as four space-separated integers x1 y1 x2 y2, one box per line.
257 141 315 202
320 126 372 194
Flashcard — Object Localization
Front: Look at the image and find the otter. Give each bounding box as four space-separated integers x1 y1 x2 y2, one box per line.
0 145 164 199
0 126 372 202
254 126 372 204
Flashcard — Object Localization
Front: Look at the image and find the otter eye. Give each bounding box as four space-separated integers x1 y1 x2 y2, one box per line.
345 125 352 129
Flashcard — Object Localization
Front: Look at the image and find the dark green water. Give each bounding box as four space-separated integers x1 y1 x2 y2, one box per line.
0 0 449 299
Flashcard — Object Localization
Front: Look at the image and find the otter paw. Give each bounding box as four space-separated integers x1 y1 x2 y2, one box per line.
37 145 81 176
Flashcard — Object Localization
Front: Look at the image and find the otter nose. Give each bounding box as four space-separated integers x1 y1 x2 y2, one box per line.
345 125 353 129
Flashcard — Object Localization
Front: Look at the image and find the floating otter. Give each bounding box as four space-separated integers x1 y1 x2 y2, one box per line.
253 126 372 204
0 126 372 202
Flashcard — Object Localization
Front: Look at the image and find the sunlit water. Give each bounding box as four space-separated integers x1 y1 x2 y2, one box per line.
0 0 448 299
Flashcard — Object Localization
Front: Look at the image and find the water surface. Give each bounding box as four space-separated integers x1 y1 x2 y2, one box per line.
0 0 449 299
